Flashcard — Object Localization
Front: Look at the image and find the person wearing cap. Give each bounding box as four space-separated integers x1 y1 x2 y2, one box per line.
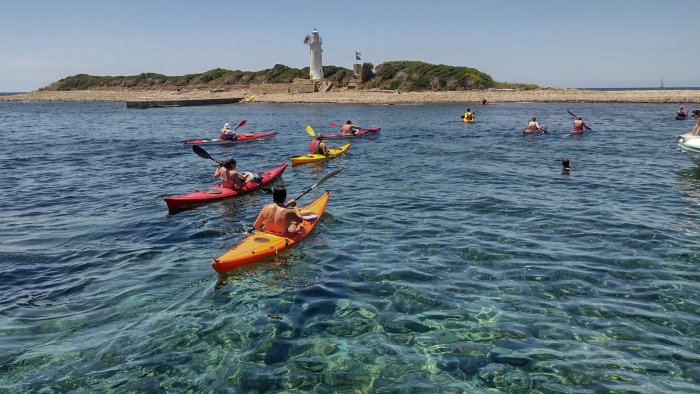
213 158 246 189
527 117 540 131
677 106 687 118
219 122 237 140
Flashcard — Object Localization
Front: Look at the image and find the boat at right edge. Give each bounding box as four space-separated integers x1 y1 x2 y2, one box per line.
678 133 700 167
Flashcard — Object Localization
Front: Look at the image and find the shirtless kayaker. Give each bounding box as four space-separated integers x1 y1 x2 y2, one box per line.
253 186 304 235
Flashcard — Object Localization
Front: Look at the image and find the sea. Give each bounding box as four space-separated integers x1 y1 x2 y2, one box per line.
0 100 699 392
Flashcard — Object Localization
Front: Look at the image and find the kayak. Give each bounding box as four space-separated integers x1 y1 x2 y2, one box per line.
571 129 586 135
676 115 687 120
290 144 350 165
163 163 287 212
463 118 474 123
211 191 331 274
183 132 278 145
522 123 548 135
319 128 381 139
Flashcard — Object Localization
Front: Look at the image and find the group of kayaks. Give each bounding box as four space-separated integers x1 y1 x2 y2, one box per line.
166 121 380 275
460 110 591 135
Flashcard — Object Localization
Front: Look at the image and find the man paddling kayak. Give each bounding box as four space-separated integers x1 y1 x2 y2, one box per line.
253 186 304 235
462 108 475 122
340 120 359 136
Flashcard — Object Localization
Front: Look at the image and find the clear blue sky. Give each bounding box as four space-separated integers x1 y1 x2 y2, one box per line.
1 0 698 91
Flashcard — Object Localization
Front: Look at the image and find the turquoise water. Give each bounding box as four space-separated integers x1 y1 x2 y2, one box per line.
1 102 699 392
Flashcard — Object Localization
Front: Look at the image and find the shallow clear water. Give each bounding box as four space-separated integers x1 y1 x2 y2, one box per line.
1 101 699 392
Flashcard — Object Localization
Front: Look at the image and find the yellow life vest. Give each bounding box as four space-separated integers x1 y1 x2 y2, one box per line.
464 112 474 121
528 121 538 131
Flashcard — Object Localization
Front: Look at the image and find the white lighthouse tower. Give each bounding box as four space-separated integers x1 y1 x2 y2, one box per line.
303 28 323 80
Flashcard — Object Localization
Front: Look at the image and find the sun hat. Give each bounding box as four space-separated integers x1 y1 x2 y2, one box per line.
224 122 230 127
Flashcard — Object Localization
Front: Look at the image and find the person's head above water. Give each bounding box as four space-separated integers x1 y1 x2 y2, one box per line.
272 186 287 205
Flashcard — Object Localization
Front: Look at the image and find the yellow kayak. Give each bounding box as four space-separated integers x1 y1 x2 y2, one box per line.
290 144 350 165
211 191 331 274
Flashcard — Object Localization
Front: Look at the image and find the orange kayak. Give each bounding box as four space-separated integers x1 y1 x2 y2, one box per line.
211 191 331 274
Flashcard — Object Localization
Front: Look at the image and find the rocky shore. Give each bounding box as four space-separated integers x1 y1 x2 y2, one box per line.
2 88 700 104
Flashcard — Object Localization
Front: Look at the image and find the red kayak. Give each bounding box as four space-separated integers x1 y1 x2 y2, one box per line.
164 163 287 212
522 123 548 135
183 132 278 145
319 128 380 139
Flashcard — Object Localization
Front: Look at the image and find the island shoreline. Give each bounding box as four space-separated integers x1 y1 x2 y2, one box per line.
1 88 699 105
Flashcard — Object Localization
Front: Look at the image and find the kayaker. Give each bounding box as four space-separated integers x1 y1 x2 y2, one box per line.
527 117 540 131
462 109 475 122
562 158 571 173
253 186 304 235
213 159 246 189
220 122 237 141
677 107 687 118
691 110 700 136
572 116 589 132
341 120 358 136
309 136 330 156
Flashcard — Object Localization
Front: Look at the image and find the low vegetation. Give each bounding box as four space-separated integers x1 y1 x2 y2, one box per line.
42 61 537 92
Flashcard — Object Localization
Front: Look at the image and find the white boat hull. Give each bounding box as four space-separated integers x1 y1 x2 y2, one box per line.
678 134 700 166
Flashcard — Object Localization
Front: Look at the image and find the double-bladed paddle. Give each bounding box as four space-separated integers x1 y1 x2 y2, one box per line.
305 125 316 137
233 119 247 131
567 110 592 130
287 168 343 207
192 145 222 165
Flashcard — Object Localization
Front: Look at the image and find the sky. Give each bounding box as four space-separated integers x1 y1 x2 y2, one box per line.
1 0 698 91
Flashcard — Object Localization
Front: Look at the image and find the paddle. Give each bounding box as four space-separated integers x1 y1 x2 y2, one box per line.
192 145 222 165
287 168 343 207
305 125 315 137
233 119 247 131
567 110 592 130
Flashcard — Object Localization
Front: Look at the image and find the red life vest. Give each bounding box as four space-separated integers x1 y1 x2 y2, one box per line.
309 140 320 154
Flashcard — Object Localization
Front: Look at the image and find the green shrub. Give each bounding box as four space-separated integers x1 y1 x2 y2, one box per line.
43 61 534 91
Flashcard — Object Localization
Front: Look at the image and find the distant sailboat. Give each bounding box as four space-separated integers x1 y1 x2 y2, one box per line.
660 77 664 89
